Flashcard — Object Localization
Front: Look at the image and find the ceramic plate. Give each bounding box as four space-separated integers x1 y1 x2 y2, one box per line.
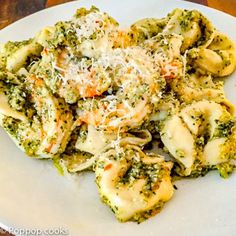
0 0 235 235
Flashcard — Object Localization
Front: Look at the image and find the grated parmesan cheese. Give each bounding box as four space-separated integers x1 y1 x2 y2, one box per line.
74 11 107 42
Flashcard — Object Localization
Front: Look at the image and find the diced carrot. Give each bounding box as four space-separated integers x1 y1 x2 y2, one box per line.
43 48 49 56
104 163 112 171
30 75 43 86
84 86 99 97
56 119 62 128
46 142 54 153
164 73 176 80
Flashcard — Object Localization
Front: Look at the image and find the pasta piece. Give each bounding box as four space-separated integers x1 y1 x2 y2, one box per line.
60 151 93 173
35 6 119 53
188 32 236 76
5 41 42 72
0 115 43 155
170 73 234 113
164 9 200 51
0 82 27 121
161 115 196 176
161 100 236 176
95 145 173 222
52 125 95 173
181 101 230 165
180 100 225 137
54 126 151 173
0 41 32 70
117 130 152 147
75 124 152 155
76 124 116 155
0 75 73 157
203 138 227 165
25 75 73 157
35 26 56 48
163 9 215 51
130 17 167 43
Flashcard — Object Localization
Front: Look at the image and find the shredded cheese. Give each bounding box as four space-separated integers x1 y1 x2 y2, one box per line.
74 11 107 42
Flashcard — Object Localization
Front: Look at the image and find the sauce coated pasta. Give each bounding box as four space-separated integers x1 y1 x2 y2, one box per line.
0 6 235 222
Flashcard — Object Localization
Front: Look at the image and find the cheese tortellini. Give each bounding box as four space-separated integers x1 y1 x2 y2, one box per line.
0 7 235 222
95 145 173 222
161 100 236 176
188 32 236 76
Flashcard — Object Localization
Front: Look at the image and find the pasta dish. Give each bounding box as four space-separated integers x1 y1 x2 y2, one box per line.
0 6 235 222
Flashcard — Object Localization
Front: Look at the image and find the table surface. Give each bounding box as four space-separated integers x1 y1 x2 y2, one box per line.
0 0 235 235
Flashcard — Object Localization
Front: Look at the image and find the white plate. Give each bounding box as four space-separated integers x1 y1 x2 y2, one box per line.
0 0 236 236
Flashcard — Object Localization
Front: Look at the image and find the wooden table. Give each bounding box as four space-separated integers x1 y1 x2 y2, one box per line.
0 0 235 235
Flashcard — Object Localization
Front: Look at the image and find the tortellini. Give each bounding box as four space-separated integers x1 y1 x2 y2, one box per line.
169 72 235 113
161 100 236 176
131 8 216 52
0 73 73 157
95 145 173 222
0 40 42 72
130 17 167 43
188 32 236 76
